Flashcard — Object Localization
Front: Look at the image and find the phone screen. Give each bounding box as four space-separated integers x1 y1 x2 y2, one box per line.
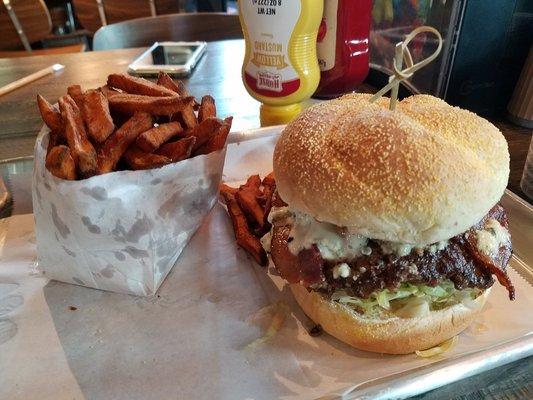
138 44 199 66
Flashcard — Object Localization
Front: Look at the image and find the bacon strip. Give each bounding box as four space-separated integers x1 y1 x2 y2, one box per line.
270 225 324 286
269 195 515 299
465 237 515 300
297 245 326 286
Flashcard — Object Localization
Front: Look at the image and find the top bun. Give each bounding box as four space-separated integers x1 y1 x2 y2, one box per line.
273 94 509 245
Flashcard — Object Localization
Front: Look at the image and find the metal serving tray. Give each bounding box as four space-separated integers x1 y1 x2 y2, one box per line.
313 190 533 399
227 128 533 399
0 128 532 399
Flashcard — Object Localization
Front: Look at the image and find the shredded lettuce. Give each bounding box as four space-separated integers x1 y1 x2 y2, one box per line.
331 281 482 318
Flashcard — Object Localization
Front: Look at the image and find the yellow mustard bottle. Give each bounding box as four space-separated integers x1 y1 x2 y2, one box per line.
238 0 323 126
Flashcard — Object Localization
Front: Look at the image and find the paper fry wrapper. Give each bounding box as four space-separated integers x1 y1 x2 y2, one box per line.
32 131 226 296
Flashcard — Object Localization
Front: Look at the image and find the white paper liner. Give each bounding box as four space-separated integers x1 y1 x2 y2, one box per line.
32 129 226 296
0 131 531 400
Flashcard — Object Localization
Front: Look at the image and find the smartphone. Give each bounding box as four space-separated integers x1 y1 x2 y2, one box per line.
128 41 207 77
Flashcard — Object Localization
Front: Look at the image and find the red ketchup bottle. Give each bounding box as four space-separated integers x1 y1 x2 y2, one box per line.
314 0 372 98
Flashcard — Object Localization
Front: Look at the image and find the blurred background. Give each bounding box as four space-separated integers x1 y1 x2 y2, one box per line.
1 0 531 117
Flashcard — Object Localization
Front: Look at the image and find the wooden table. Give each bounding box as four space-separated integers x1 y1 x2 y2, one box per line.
0 40 532 399
0 40 261 161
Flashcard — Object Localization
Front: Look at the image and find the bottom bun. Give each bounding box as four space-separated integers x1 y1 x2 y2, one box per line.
291 284 490 354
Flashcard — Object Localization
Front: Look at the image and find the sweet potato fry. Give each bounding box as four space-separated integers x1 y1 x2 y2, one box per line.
82 89 115 143
194 116 232 155
262 172 275 188
37 94 62 133
157 72 200 108
176 104 198 130
198 95 216 122
157 71 199 126
256 173 275 211
67 85 84 109
107 73 177 97
98 112 153 174
222 191 268 266
255 193 266 207
262 180 276 229
219 183 238 198
219 187 233 205
176 80 191 98
122 146 172 170
108 93 194 115
45 145 77 180
236 187 265 228
135 121 183 152
100 85 119 98
47 130 61 153
185 117 225 151
157 71 189 96
155 136 196 162
241 174 261 194
58 95 97 177
272 189 288 208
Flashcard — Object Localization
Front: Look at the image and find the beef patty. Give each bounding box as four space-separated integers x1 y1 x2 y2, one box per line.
270 204 514 300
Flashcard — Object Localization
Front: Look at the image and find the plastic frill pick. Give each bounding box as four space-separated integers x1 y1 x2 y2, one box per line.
369 26 443 111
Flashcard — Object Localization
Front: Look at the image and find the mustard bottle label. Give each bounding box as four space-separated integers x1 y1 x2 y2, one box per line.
241 0 302 97
317 0 338 72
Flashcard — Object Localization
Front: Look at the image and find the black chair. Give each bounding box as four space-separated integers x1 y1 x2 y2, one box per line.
0 0 86 57
92 13 242 51
197 0 227 12
72 0 183 34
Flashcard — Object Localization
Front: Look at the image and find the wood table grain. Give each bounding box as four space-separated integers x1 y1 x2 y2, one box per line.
0 39 531 399
0 40 260 159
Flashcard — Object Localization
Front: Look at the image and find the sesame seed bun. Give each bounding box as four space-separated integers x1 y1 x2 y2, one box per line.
273 94 509 245
291 283 490 354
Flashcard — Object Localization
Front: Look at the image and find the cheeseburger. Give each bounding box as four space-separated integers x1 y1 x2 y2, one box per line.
263 93 514 354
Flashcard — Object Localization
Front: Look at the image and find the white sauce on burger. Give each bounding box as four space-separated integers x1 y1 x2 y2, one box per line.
332 263 351 279
287 211 368 260
474 218 510 257
260 231 272 253
267 206 291 223
379 242 415 257
267 208 452 261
